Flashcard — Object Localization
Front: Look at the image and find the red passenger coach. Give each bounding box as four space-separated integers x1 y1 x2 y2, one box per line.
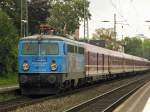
83 42 150 82
84 43 111 81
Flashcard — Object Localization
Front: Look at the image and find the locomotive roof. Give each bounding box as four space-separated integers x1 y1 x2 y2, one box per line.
21 35 78 43
21 34 67 40
21 35 150 62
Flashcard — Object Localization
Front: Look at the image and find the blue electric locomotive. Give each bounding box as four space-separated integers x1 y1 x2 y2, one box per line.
18 35 85 95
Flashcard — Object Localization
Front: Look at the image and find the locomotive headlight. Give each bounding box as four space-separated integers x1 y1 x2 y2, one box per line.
51 63 57 71
22 63 29 71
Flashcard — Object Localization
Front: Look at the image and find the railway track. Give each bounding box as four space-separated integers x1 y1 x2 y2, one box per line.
0 76 124 111
0 81 111 112
0 73 150 112
64 78 149 112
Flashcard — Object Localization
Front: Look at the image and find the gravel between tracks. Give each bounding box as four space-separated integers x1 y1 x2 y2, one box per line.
12 73 150 112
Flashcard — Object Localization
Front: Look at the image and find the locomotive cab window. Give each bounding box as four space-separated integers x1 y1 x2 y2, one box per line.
22 43 39 55
22 42 59 55
40 43 59 55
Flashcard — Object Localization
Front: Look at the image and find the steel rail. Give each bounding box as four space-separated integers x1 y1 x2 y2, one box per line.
0 74 149 112
0 77 129 112
64 78 149 112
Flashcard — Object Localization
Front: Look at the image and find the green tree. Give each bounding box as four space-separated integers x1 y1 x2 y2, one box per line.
28 0 51 34
92 28 123 51
124 37 143 57
48 0 91 35
0 0 22 34
93 28 114 40
143 39 150 60
0 10 18 75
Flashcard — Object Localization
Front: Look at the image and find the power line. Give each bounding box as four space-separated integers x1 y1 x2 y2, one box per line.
109 0 138 35
109 0 127 23
129 0 142 34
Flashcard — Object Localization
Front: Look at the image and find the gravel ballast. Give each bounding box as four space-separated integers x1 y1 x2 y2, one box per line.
13 73 150 112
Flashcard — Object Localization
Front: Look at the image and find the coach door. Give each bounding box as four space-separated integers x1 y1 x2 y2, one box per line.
85 51 89 77
102 54 104 74
97 53 98 74
108 55 111 74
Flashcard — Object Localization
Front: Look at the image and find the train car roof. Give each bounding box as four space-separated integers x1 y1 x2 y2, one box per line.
20 35 84 46
81 39 149 62
21 35 150 62
20 35 75 42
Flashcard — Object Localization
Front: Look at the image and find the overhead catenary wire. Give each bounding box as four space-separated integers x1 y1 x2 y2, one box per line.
109 0 138 36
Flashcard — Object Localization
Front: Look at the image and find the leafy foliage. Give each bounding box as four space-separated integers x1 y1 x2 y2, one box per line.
143 39 150 60
48 0 91 35
28 0 51 34
0 0 149 79
0 0 91 76
0 10 18 75
93 28 114 40
92 28 122 51
124 37 143 57
0 0 21 34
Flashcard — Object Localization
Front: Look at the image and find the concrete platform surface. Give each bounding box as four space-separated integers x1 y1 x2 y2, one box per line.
113 81 150 112
0 85 19 93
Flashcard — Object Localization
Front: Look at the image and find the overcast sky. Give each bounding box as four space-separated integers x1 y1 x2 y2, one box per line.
80 0 150 39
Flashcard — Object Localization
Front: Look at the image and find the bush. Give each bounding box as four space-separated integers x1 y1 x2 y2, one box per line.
0 10 19 76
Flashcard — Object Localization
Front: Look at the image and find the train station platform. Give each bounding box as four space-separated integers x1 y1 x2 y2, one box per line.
0 85 19 93
113 81 150 112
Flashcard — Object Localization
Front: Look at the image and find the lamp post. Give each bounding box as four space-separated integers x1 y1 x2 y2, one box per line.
21 0 23 37
114 13 117 40
83 0 89 42
21 0 28 37
21 20 28 37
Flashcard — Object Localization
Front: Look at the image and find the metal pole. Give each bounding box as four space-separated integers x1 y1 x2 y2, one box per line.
84 0 86 41
25 0 28 36
114 13 117 41
21 0 23 37
87 19 89 41
83 0 89 42
24 23 25 37
21 0 28 37
121 25 124 52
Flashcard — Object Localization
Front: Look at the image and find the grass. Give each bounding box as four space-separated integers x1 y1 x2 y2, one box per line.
0 74 18 87
0 94 19 102
0 74 19 102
